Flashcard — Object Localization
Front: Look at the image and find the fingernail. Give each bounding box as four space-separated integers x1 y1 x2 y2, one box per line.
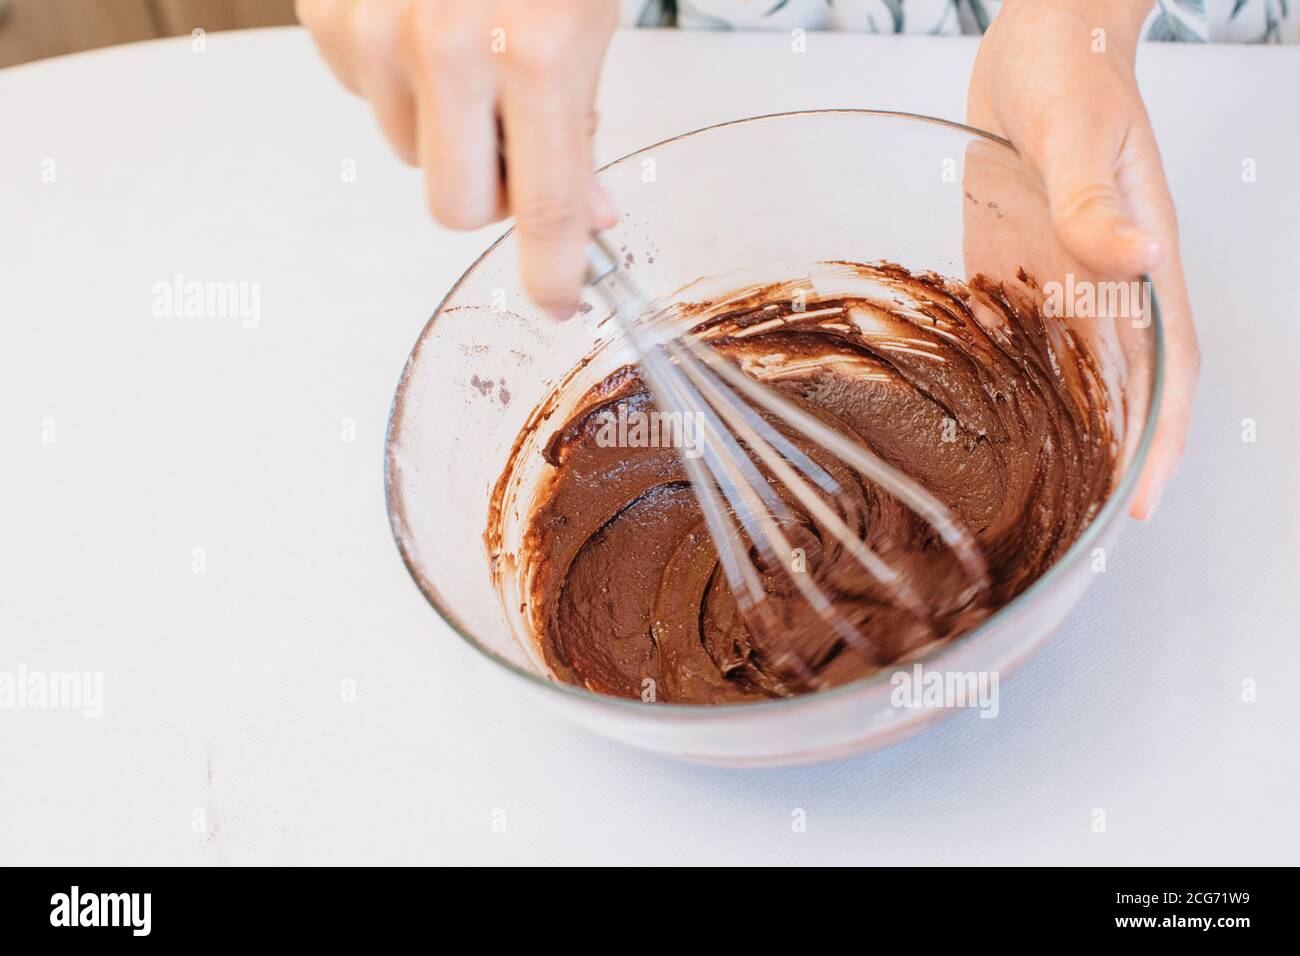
1133 486 1164 522
1114 224 1164 271
589 182 618 228
1142 485 1165 521
546 304 577 321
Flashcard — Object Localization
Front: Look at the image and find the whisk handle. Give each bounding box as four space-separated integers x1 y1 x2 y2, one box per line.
585 234 621 286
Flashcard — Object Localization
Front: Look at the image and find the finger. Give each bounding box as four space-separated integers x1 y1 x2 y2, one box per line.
575 102 618 231
297 0 364 95
500 54 593 319
1120 126 1199 520
583 108 619 230
347 0 419 165
404 1 503 228
1030 101 1165 278
1130 247 1199 520
589 178 618 231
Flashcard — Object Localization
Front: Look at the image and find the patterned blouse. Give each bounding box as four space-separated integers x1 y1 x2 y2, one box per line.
620 0 1298 43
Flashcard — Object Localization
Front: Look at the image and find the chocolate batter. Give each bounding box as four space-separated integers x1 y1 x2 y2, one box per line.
497 263 1116 705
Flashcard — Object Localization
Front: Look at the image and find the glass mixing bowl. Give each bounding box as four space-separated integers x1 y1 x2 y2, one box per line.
385 110 1162 767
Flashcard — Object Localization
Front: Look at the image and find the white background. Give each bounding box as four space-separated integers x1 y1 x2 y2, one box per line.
1 28 1297 865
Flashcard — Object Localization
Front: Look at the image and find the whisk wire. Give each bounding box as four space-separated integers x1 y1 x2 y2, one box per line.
582 234 988 671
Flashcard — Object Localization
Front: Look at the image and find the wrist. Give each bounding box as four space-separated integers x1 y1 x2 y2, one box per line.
1001 0 1151 36
999 0 1148 56
1097 0 1155 35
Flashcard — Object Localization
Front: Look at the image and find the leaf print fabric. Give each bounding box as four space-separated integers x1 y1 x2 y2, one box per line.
617 0 1299 41
1147 0 1210 41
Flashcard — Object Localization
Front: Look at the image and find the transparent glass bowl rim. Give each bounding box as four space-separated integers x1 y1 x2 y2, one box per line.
384 108 1166 715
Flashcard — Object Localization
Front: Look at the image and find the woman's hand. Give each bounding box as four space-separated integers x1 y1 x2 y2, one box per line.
297 0 619 319
969 0 1199 519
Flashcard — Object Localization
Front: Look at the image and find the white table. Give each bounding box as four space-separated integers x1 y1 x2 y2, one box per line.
2 27 1297 866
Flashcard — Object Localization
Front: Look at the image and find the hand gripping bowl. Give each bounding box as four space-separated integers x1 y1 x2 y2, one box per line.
384 110 1162 767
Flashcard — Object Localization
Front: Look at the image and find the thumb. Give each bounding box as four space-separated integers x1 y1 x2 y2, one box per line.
1034 114 1164 278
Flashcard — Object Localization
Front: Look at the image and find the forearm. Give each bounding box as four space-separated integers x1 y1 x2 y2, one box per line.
998 0 1152 52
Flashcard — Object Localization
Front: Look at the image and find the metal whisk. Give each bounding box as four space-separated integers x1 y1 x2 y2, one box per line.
582 234 989 678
